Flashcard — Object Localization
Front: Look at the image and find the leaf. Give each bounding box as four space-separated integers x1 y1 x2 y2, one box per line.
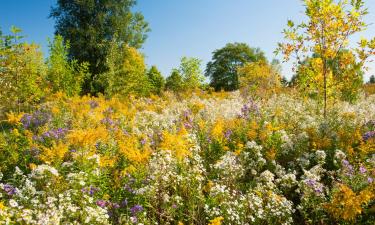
287 20 295 28
10 25 21 34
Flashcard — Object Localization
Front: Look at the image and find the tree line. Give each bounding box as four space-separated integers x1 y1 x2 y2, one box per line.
1 0 375 116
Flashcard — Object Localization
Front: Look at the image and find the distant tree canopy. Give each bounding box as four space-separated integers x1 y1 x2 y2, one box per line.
50 0 150 95
147 66 165 95
165 57 204 92
205 43 266 91
369 75 375 84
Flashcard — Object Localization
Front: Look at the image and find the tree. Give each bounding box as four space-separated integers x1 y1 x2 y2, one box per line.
205 43 266 91
238 61 282 99
147 66 165 95
179 57 204 90
102 41 150 97
50 0 150 95
276 0 375 117
46 35 89 96
0 27 47 113
165 69 184 92
368 75 375 84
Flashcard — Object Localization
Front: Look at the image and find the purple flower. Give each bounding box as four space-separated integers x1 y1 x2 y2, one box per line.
112 203 120 209
96 200 107 208
224 129 233 140
363 131 375 141
130 216 138 224
121 199 128 207
368 177 374 183
359 165 367 174
20 110 51 130
140 139 146 146
130 205 143 215
3 184 16 195
89 100 99 109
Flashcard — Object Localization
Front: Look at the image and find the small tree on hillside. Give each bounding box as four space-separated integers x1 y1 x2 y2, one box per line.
276 0 375 117
147 66 165 95
47 35 89 96
0 27 47 113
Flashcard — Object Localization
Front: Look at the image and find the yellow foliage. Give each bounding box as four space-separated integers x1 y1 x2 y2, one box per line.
67 127 108 148
6 112 24 125
211 119 225 142
325 184 374 221
159 128 192 160
208 216 224 225
40 142 69 164
119 135 151 164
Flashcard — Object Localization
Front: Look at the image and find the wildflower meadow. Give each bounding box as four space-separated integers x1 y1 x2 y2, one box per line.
1 0 375 224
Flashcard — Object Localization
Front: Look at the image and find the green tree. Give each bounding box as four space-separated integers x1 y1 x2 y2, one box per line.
369 75 375 84
147 66 165 95
0 27 47 113
205 43 266 91
165 69 184 92
46 35 89 96
276 0 375 116
50 0 150 95
102 41 149 97
179 57 204 90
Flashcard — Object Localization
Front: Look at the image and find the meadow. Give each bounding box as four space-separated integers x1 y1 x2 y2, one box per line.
1 0 375 224
0 90 374 224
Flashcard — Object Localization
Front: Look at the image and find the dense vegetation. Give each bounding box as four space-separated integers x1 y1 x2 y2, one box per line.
0 0 375 224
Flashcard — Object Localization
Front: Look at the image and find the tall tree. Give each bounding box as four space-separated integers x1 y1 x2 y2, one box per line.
50 0 150 94
276 0 375 117
205 43 266 91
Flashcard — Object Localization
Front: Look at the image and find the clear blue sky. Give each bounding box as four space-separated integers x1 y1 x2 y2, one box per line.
1 0 374 81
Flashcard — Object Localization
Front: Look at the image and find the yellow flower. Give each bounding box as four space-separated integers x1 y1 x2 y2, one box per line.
119 135 151 164
159 130 192 160
40 142 69 164
208 216 224 225
0 201 5 210
211 119 224 141
29 163 37 170
6 112 24 125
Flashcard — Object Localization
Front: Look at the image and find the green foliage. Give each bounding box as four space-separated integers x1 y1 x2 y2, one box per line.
46 35 89 97
165 57 204 93
179 57 204 90
101 40 150 97
369 75 375 84
147 66 165 95
205 43 267 91
50 0 150 95
165 69 184 92
0 27 47 114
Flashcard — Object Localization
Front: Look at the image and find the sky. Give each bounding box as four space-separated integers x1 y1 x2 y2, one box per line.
1 0 374 81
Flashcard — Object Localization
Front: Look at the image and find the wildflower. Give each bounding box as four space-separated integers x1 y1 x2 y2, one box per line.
9 199 18 208
3 184 16 195
362 131 375 141
209 216 224 225
359 165 367 174
130 205 143 215
96 200 107 208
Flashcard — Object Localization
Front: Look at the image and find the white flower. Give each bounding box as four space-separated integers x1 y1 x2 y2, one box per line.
9 199 18 207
